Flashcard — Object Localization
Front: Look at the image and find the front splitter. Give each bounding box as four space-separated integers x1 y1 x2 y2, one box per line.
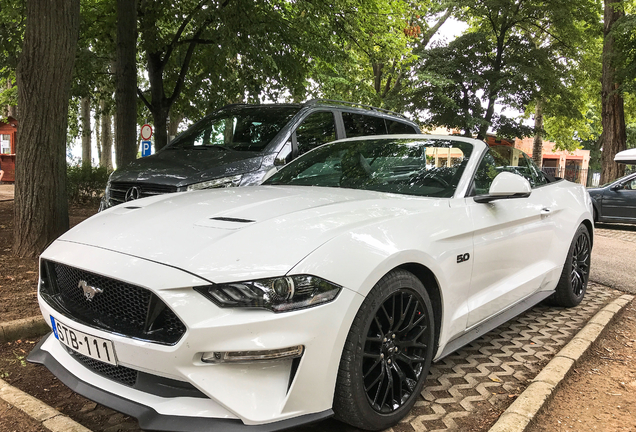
27 333 334 432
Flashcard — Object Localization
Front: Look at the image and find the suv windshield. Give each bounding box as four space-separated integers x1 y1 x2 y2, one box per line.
264 138 473 198
167 106 300 152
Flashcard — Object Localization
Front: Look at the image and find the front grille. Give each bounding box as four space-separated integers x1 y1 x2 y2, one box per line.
67 347 138 386
64 346 208 398
40 260 186 345
109 182 178 205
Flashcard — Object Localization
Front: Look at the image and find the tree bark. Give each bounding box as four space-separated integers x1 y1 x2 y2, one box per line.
168 111 183 142
95 111 101 163
532 100 544 166
101 101 113 170
600 0 627 185
14 0 80 258
81 96 91 167
145 51 169 151
115 0 138 169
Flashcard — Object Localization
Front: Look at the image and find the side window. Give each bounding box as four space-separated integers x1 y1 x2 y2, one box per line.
488 145 546 189
472 151 499 195
387 120 418 134
342 113 387 138
295 112 336 155
521 153 548 187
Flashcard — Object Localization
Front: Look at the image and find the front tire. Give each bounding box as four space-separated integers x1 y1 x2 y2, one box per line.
546 224 591 307
333 270 435 431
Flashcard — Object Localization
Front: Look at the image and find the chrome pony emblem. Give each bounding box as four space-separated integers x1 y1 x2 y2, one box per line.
78 280 103 301
125 186 141 201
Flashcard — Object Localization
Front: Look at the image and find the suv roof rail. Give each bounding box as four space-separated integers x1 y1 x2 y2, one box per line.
303 99 410 120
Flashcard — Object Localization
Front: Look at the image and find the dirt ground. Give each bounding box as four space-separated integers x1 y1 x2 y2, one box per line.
527 300 636 432
0 200 97 322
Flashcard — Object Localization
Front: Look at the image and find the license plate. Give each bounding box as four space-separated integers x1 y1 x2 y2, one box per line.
50 316 117 366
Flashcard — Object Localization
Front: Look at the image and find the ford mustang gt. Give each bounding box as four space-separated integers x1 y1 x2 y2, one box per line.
29 135 593 431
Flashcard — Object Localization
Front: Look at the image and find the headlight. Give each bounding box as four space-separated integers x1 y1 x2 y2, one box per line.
194 275 342 312
187 174 242 191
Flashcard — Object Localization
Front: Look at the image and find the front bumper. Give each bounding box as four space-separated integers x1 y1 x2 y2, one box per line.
28 335 333 432
33 241 363 428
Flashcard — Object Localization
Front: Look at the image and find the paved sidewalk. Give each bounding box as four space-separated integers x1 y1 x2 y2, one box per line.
590 225 636 294
0 184 14 201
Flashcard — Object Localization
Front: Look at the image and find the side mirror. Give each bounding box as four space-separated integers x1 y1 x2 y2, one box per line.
609 183 623 191
474 172 532 203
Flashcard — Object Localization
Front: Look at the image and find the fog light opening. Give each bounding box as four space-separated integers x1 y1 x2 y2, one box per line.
201 345 304 363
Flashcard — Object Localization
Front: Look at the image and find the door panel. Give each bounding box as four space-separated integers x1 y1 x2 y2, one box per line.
466 187 556 327
602 176 636 221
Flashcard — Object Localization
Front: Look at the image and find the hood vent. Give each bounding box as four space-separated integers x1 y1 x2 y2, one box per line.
210 217 255 223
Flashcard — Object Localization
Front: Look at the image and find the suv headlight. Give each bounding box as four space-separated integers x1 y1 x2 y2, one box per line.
194 275 342 312
187 174 242 191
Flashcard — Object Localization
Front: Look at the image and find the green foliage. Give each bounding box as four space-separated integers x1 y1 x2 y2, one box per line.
307 0 451 113
66 164 111 205
0 73 17 120
0 0 25 76
614 12 636 93
413 0 601 139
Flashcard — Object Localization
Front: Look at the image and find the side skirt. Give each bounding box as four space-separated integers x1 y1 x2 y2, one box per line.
435 290 554 361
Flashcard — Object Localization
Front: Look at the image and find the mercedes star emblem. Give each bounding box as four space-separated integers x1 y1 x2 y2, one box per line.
125 186 141 201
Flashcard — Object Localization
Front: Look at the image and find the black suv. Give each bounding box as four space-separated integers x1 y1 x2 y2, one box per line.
101 100 420 210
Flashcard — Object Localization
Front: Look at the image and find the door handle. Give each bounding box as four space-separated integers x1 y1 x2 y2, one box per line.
541 208 551 215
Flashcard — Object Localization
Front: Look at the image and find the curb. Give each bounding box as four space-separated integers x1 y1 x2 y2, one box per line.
488 294 634 432
0 377 91 432
0 316 50 343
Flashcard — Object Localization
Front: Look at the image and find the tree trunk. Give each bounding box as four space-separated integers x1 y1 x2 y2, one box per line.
81 96 91 167
95 111 101 163
101 101 113 170
146 52 170 151
168 111 183 143
532 100 544 166
14 0 79 258
600 0 627 185
115 0 138 169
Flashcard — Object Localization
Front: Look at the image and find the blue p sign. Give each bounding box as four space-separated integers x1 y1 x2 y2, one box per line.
141 140 152 157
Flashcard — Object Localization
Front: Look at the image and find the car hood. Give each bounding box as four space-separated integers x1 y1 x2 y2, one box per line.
109 148 265 187
57 186 436 283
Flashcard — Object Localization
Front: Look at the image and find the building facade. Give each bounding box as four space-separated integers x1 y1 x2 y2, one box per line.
0 116 17 182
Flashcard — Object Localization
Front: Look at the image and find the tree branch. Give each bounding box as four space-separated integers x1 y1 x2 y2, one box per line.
161 0 215 67
137 87 152 110
422 8 453 47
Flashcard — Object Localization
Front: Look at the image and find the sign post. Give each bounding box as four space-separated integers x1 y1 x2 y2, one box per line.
140 124 153 157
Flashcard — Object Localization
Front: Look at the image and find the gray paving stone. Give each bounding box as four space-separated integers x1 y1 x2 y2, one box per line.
396 283 619 432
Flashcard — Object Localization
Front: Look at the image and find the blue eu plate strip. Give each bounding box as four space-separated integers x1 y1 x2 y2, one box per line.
50 316 59 339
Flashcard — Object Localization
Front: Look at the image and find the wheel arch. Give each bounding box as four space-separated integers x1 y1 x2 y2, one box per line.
581 218 594 247
396 263 443 357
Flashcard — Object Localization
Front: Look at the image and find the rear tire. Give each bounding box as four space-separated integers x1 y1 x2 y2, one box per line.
333 270 435 430
545 224 591 307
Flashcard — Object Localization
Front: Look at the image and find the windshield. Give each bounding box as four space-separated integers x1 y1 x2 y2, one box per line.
264 138 473 198
167 106 299 152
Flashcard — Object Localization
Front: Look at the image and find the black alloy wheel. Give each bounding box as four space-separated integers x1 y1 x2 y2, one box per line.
362 289 431 413
546 224 591 308
334 270 435 431
570 232 590 297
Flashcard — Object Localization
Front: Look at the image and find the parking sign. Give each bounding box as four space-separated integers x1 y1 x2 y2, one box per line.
141 140 152 157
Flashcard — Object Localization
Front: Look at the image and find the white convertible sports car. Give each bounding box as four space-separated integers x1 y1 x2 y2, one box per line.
29 135 593 431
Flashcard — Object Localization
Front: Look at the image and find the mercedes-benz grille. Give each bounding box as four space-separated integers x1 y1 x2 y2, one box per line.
109 182 178 206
